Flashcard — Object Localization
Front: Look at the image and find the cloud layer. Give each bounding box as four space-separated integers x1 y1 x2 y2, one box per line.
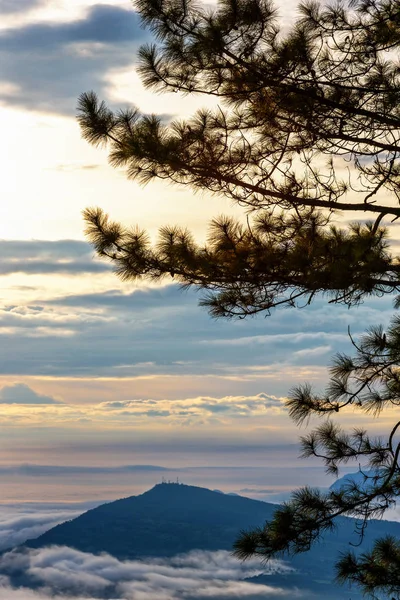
0 240 111 276
0 384 60 405
0 0 43 13
0 547 293 599
0 271 394 388
98 392 284 420
0 4 147 114
0 507 82 551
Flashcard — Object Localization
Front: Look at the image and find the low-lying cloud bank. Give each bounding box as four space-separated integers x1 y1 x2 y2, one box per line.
0 507 84 551
0 546 296 599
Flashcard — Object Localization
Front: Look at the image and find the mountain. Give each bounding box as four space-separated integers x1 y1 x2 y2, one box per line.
22 482 400 599
329 469 379 493
25 483 277 558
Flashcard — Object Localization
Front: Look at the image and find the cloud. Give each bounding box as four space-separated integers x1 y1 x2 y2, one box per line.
0 384 61 405
0 590 97 600
0 238 396 393
0 546 294 599
50 163 101 172
0 277 395 388
0 508 82 551
0 240 112 276
0 393 285 430
0 4 148 114
0 464 169 476
0 0 43 13
293 345 332 358
98 393 285 420
45 284 195 310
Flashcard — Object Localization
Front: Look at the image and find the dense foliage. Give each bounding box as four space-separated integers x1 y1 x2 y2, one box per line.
77 0 400 596
79 0 400 317
234 316 400 598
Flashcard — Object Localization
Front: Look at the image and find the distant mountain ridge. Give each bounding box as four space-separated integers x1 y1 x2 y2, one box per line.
21 482 400 599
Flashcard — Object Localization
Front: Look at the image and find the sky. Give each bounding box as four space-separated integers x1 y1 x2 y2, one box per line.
1 0 400 513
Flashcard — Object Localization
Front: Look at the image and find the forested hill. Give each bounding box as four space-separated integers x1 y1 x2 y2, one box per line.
22 483 400 598
25 483 277 558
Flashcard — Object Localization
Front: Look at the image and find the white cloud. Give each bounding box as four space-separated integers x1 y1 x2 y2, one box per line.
0 507 82 550
293 345 332 358
97 393 286 420
0 392 287 431
0 587 99 600
0 547 296 600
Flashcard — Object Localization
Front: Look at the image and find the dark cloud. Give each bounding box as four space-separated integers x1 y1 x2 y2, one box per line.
45 284 196 310
0 464 169 476
0 240 112 275
0 240 396 381
0 280 395 382
0 262 111 276
1 240 90 260
0 383 61 405
2 5 142 49
0 5 148 114
0 0 43 13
